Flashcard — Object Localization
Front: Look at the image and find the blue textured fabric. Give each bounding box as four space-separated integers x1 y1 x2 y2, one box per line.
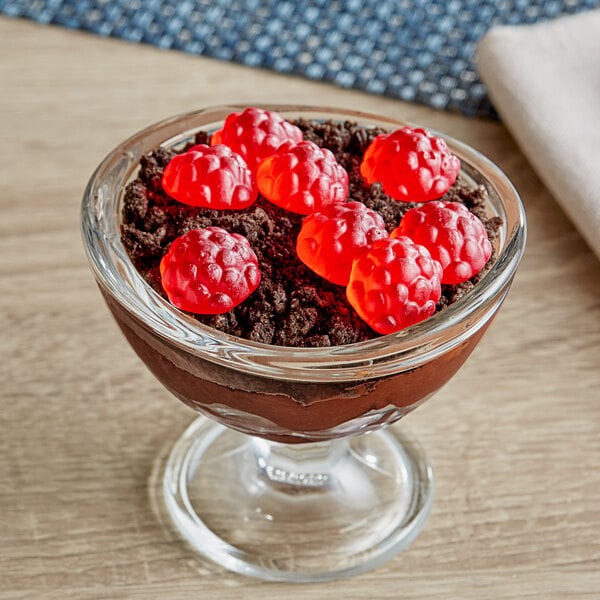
2 0 599 117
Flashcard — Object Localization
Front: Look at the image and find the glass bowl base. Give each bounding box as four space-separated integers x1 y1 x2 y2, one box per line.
160 416 434 583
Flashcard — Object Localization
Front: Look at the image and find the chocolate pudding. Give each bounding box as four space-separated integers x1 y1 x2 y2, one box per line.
105 288 491 442
95 112 506 443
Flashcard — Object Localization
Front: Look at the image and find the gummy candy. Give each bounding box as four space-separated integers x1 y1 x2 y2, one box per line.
211 107 303 172
162 144 257 210
257 140 348 214
346 236 442 334
393 201 492 284
360 126 460 203
160 227 261 314
297 201 388 285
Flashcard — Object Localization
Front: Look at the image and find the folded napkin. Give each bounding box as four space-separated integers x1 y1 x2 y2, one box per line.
477 10 600 260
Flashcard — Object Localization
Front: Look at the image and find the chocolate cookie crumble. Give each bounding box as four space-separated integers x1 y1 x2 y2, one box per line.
121 119 501 347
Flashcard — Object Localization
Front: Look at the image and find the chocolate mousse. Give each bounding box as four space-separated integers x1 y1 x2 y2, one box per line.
104 113 505 443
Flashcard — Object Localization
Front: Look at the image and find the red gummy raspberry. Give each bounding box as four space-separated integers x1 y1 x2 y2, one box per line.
211 107 303 172
159 227 261 314
256 140 349 214
392 201 492 284
162 144 257 210
297 201 389 286
359 126 461 203
346 236 442 335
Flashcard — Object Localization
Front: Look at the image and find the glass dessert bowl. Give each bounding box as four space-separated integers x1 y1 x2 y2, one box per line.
81 105 526 583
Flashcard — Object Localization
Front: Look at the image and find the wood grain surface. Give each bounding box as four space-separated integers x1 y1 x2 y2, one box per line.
1 16 599 599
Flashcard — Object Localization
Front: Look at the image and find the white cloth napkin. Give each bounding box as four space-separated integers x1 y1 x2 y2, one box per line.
477 10 600 260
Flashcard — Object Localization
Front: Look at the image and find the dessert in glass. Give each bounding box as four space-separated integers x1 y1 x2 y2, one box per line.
81 105 526 583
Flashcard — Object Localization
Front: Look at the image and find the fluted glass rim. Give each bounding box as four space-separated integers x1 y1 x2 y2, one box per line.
81 104 526 382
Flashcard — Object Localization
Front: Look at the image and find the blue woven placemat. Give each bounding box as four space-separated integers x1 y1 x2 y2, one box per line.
3 0 599 117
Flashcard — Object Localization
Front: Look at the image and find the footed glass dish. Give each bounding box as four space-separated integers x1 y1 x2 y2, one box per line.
81 105 526 582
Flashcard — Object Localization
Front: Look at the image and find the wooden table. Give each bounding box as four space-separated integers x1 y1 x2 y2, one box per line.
1 16 599 599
